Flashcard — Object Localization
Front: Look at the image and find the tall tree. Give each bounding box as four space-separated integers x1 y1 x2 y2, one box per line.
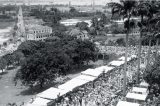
145 16 160 71
108 0 137 95
76 22 89 31
43 8 62 27
135 0 159 83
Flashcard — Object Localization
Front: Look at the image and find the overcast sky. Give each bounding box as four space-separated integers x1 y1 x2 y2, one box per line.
52 0 120 5
0 0 120 5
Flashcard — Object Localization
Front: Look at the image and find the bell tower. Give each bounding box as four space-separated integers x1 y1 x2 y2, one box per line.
17 6 26 41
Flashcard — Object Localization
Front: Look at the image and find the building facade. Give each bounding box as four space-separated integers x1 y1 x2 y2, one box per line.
26 25 52 41
69 29 89 40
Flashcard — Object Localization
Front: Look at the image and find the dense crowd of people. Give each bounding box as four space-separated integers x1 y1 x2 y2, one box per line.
47 47 160 106
48 58 139 106
99 46 157 56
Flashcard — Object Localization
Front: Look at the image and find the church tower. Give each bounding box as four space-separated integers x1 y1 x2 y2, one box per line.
17 6 26 42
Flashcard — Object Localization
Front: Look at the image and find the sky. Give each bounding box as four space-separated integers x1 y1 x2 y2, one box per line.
0 0 120 5
52 0 120 5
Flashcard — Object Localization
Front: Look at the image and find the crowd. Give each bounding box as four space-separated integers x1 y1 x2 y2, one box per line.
48 58 139 106
48 47 159 106
99 46 157 56
9 45 159 106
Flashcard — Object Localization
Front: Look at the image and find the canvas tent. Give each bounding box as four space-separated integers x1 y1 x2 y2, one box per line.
27 97 51 106
75 74 96 81
58 78 89 91
81 68 102 77
118 56 132 61
126 92 148 101
94 66 114 73
116 101 140 106
108 60 125 67
139 82 149 88
36 87 68 100
132 87 148 94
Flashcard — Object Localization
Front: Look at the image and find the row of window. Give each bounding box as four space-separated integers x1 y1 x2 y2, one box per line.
132 31 140 34
36 34 54 39
34 29 51 34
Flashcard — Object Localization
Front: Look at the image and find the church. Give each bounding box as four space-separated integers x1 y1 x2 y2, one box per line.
16 6 53 41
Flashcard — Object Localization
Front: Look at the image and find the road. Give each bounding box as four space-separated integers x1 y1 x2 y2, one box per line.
0 67 33 106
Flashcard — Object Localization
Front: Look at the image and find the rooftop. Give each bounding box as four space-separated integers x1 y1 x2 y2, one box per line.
26 25 52 31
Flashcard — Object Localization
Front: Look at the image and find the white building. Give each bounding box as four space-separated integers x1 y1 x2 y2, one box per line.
60 19 92 27
26 25 52 41
69 28 89 40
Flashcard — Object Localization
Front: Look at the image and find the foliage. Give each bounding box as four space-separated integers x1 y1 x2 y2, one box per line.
2 54 14 67
15 36 98 88
109 22 125 34
108 0 138 95
43 8 62 26
12 51 25 64
116 38 125 46
69 7 77 13
144 55 160 89
76 21 89 31
99 13 110 25
17 40 45 57
128 37 138 46
90 16 107 36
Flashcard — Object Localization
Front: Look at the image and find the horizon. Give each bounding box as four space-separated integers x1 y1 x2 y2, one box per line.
0 0 120 6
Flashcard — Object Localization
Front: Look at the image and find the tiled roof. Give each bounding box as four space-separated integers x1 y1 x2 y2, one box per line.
26 25 52 31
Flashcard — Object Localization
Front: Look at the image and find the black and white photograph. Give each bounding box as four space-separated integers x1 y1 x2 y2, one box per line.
0 0 160 106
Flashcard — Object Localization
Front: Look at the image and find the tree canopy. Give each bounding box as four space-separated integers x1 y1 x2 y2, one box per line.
15 35 98 88
144 55 160 91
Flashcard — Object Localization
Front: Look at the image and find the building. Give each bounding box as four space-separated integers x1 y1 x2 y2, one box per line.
111 17 141 36
60 19 92 27
69 28 89 40
15 6 53 41
26 25 53 41
24 17 44 25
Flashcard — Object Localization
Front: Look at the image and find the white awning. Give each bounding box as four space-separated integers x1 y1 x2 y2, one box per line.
36 87 68 100
116 101 140 106
58 78 89 91
108 60 125 66
94 66 114 73
27 97 51 106
118 56 132 61
139 82 149 88
81 68 102 77
126 92 148 101
75 74 96 81
132 87 148 94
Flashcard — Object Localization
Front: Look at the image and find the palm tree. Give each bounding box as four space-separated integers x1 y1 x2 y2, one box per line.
108 0 137 95
155 33 160 59
135 0 159 84
145 16 160 70
154 19 160 59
